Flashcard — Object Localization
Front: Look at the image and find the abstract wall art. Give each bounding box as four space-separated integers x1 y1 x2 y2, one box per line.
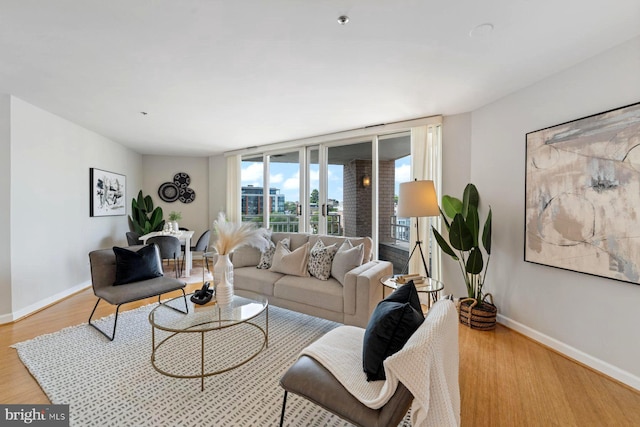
525 102 640 284
90 168 126 217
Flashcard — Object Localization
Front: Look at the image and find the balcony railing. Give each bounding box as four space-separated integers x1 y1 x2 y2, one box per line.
241 213 342 235
390 215 410 243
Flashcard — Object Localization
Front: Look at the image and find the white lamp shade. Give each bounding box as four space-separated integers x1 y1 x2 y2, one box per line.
397 180 439 217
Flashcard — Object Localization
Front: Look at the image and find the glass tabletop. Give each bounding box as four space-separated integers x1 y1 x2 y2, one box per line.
149 293 268 333
381 275 444 293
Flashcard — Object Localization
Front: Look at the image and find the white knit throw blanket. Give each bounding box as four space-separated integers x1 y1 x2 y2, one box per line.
299 299 460 427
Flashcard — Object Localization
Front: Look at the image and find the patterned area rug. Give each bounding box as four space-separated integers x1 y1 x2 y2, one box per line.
12 302 411 426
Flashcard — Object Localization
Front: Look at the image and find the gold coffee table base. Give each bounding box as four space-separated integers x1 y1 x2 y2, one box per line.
149 294 269 391
151 318 267 391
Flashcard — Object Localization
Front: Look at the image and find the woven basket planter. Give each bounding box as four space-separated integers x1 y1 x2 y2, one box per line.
458 294 497 331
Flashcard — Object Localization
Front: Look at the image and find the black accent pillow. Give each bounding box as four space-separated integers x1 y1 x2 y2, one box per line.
362 282 425 381
384 279 423 314
113 245 163 286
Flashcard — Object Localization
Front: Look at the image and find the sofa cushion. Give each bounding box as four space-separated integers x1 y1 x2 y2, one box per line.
113 245 163 286
233 266 283 296
271 232 310 250
362 282 425 381
385 279 424 314
331 240 364 285
308 235 373 264
270 241 310 277
258 238 289 269
231 245 262 268
274 275 344 313
308 239 338 280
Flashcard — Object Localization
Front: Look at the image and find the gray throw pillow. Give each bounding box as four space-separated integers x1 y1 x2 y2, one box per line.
257 237 289 269
308 239 338 281
330 240 364 286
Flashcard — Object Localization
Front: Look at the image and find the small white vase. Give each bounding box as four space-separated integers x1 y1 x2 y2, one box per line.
213 254 234 305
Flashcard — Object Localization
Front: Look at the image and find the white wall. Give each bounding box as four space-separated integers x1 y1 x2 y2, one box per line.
142 156 209 239
0 95 11 317
208 154 228 226
469 36 640 388
4 96 142 321
440 113 472 297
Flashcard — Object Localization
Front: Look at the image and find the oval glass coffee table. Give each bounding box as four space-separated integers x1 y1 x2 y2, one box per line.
149 292 268 391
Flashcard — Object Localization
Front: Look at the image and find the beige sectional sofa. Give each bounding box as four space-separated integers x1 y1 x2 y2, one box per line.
230 232 392 328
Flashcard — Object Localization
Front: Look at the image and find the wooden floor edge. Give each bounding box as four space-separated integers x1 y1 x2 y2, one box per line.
0 285 92 326
496 322 640 395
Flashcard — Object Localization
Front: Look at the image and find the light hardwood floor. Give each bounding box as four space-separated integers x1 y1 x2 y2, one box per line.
1 274 639 426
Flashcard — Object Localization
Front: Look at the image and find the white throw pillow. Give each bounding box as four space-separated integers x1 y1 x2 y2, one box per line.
331 240 364 286
308 239 338 281
270 241 310 277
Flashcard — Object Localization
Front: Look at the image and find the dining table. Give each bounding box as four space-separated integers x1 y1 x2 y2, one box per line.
140 230 196 277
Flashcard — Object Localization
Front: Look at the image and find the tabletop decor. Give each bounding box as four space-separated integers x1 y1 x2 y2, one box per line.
525 102 640 285
168 211 182 232
432 183 495 330
212 212 270 301
90 168 126 217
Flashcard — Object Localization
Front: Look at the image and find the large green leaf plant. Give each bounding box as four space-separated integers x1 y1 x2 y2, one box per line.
432 183 492 304
129 190 165 235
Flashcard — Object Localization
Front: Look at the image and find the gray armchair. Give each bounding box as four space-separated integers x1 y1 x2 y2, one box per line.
88 245 187 341
279 355 413 427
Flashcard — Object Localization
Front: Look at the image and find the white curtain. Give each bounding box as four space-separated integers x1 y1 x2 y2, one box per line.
225 155 242 222
410 124 443 280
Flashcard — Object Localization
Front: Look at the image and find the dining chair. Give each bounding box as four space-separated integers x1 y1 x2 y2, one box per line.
182 230 211 273
125 231 141 246
147 236 182 278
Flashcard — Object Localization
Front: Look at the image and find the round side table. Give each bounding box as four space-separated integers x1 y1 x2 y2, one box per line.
380 275 444 311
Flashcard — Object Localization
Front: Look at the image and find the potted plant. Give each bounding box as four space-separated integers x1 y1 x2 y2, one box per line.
168 211 182 232
129 190 165 235
431 183 496 330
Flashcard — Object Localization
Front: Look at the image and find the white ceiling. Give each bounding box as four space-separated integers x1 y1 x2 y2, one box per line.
1 1 639 157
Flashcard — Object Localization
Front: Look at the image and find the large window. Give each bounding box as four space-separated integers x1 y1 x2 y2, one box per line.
240 151 300 231
233 118 442 277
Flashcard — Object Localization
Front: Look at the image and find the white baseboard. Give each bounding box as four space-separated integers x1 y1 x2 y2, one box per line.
1 281 91 324
497 314 640 391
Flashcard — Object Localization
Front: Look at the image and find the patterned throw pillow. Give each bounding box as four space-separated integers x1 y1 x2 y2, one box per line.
308 239 338 280
257 237 289 269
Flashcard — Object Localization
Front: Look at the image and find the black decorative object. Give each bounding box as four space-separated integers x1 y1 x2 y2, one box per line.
190 282 214 305
158 182 180 202
179 187 196 203
158 172 196 204
173 172 191 188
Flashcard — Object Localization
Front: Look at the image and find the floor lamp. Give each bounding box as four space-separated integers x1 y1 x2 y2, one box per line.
397 179 439 277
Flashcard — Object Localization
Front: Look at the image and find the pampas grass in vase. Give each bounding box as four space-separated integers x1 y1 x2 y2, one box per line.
212 213 269 303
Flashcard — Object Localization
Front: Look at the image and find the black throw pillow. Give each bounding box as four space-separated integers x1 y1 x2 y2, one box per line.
362 282 425 381
384 279 423 314
113 245 163 286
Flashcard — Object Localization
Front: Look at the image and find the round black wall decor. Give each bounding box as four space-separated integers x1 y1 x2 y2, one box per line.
179 187 196 203
159 172 196 204
158 182 179 202
173 172 191 188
